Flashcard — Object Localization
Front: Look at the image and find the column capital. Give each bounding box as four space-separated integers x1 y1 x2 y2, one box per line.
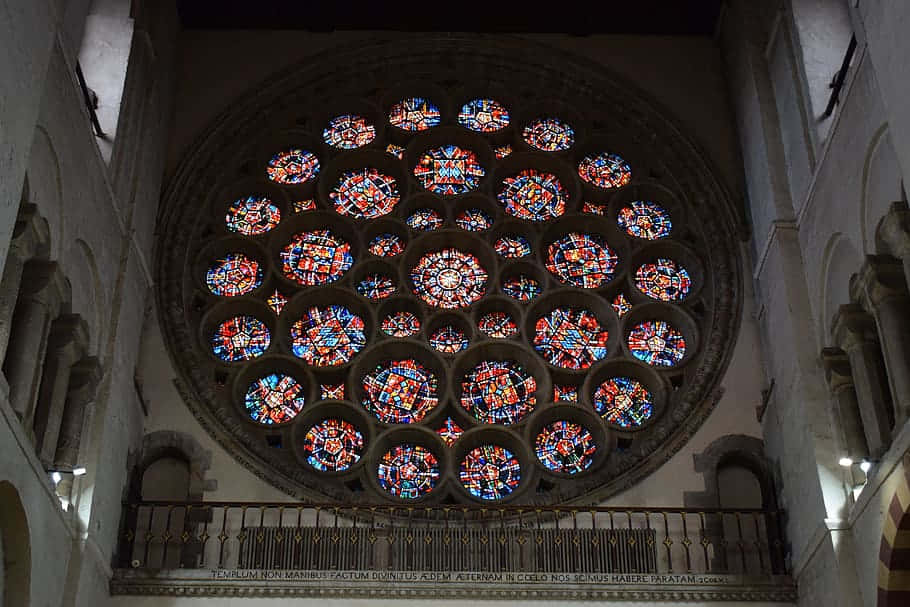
67 356 102 394
877 200 910 258
832 303 879 351
46 315 90 358
20 261 70 313
821 347 854 392
8 204 50 262
850 254 909 309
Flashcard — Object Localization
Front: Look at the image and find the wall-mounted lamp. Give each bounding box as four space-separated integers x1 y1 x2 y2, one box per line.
51 471 62 484
73 467 87 476
838 457 854 467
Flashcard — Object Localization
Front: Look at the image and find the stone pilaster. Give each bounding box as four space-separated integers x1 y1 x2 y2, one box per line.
53 356 102 470
32 315 88 466
4 261 68 423
820 347 869 460
851 255 910 429
832 304 894 457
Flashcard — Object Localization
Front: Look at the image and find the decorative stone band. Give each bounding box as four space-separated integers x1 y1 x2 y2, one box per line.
879 451 910 607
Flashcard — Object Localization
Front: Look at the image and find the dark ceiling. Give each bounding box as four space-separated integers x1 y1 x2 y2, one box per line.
176 1 724 36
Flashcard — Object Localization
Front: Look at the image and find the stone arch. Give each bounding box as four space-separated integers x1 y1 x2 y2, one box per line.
860 123 903 255
877 452 910 606
0 481 30 607
127 430 214 502
67 239 104 354
27 125 64 259
686 434 777 510
819 232 863 346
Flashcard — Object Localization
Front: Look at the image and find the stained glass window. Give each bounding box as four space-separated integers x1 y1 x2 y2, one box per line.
502 275 541 302
612 293 632 317
292 199 316 213
320 383 345 401
533 307 609 370
361 359 438 423
459 445 521 500
211 316 270 362
461 360 537 424
458 98 510 132
244 373 306 425
593 377 653 428
554 385 578 402
323 114 376 149
436 417 464 445
535 421 596 474
628 320 686 367
410 249 487 309
635 258 691 301
206 253 263 297
368 233 406 257
582 201 608 215
429 325 468 354
377 444 440 499
477 311 517 338
494 235 531 258
494 144 513 159
303 418 363 472
281 230 353 286
290 305 366 366
388 97 441 131
267 149 320 185
455 208 493 231
522 118 575 152
330 168 400 219
225 196 280 235
356 274 396 300
413 145 485 195
406 208 444 231
266 289 287 315
546 232 617 288
617 200 672 240
386 143 405 159
381 311 421 337
498 169 567 221
578 152 632 189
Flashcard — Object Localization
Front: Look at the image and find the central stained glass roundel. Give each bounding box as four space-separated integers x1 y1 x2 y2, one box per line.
410 249 488 308
378 444 440 499
361 359 439 423
413 145 485 195
461 360 537 424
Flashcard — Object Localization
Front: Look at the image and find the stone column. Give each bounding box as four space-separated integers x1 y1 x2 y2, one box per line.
53 357 101 470
820 347 870 461
851 255 910 429
877 201 910 286
4 262 68 423
32 315 88 466
0 204 49 362
832 304 894 457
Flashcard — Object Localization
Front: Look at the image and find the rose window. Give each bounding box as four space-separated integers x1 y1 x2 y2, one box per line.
159 42 739 505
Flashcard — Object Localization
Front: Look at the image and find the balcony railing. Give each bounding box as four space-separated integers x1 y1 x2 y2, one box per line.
112 501 796 602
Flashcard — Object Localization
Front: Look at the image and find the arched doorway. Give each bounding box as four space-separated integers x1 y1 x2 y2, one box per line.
878 454 910 606
0 481 31 607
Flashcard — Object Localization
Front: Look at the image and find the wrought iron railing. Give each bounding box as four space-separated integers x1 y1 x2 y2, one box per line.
116 501 787 578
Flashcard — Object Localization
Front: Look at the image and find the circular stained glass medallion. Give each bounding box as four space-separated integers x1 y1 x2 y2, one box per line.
378 444 440 499
460 360 537 424
410 249 488 309
477 311 517 338
535 420 596 474
458 98 510 132
267 149 320 185
323 114 376 149
498 169 567 221
361 359 439 423
617 200 672 240
502 275 541 302
290 305 366 366
460 445 521 500
593 377 653 428
494 235 531 258
413 145 485 195
627 320 686 367
244 373 306 425
368 233 405 257
381 311 421 337
546 232 618 288
225 196 281 235
578 152 632 189
211 315 270 362
455 208 493 231
635 258 692 302
330 168 400 219
533 307 609 370
303 418 364 472
389 97 441 131
406 208 444 231
206 253 263 297
429 325 468 354
281 230 353 286
356 274 397 300
522 118 575 152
